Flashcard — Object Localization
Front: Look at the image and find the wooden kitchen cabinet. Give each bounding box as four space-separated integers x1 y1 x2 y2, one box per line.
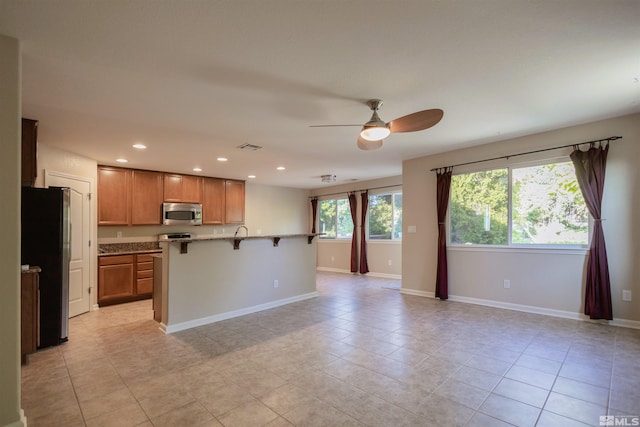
131 170 163 224
202 177 225 224
98 255 135 305
225 179 245 224
135 253 154 295
98 166 131 225
21 118 38 187
21 268 40 364
98 252 159 306
163 173 202 203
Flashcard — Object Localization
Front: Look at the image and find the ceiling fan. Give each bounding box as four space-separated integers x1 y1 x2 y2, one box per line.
311 99 444 150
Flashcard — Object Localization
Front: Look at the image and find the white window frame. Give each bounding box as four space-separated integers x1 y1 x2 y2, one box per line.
367 190 403 241
318 197 353 240
448 156 590 252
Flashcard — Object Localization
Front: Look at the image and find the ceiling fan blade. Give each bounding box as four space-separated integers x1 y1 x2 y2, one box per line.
357 135 383 150
388 109 444 133
309 124 362 128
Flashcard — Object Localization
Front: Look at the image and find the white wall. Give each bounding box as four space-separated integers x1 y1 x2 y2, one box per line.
164 237 317 331
403 113 640 324
0 34 25 427
310 176 403 278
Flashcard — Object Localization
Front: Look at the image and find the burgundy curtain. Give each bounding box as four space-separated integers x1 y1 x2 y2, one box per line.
310 198 318 233
435 168 453 300
570 143 612 320
359 191 369 274
348 193 358 273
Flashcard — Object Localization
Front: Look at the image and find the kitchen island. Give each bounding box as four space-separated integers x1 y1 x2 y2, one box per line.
158 234 319 333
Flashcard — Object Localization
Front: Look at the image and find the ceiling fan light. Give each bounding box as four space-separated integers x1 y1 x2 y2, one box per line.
360 125 390 141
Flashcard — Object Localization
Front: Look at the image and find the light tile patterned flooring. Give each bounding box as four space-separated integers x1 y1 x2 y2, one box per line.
21 271 640 426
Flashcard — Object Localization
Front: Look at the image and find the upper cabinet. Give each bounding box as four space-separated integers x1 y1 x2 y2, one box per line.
21 118 38 187
98 166 244 226
225 180 245 224
131 170 163 225
163 174 202 203
202 177 225 225
98 166 131 225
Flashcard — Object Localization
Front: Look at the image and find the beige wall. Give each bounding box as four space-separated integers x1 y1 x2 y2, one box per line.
98 182 309 241
0 34 25 427
310 176 403 277
164 237 317 331
403 113 640 324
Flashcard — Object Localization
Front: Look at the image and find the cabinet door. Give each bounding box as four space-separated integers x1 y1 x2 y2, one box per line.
98 166 131 225
131 170 163 225
21 118 38 187
98 260 134 304
225 180 245 224
202 177 225 224
182 175 203 203
163 174 183 202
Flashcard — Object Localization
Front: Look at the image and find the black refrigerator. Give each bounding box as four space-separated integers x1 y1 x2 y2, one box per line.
21 187 70 348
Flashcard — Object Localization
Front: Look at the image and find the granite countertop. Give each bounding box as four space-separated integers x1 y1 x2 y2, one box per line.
98 242 162 256
21 266 42 274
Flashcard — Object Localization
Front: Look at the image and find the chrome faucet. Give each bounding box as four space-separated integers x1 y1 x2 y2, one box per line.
234 225 248 238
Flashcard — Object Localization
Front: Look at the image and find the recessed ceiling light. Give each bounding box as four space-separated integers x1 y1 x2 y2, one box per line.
116 158 128 163
132 143 146 150
248 175 256 179
217 157 228 162
192 167 202 172
276 166 285 171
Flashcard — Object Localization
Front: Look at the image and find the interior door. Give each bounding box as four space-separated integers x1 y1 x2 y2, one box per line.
45 171 92 317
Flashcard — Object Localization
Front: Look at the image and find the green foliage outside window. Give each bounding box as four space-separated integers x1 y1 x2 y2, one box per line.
369 193 402 240
319 199 352 239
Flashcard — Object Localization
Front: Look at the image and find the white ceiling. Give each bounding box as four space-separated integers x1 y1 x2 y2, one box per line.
1 1 639 189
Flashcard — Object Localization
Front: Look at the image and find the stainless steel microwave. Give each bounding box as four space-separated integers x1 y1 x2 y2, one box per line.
162 203 202 226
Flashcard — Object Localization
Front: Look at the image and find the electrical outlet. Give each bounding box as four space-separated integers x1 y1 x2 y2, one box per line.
503 279 511 289
116 231 122 238
273 279 279 289
388 259 392 266
623 290 632 301
331 256 335 262
407 225 417 233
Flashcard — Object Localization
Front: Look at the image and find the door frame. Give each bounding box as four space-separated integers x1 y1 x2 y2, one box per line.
45 169 98 312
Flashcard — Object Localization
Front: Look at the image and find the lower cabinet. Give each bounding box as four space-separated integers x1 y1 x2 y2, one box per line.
98 252 158 306
21 268 40 365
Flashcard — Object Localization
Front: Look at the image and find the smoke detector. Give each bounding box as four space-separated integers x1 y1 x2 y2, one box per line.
321 174 336 183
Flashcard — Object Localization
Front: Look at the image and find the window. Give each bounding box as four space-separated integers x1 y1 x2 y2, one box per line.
318 198 352 239
450 160 588 246
368 192 402 240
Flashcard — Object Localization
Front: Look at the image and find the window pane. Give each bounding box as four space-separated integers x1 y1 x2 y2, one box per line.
319 199 336 238
337 199 353 239
393 193 403 239
450 169 508 245
369 194 393 239
512 162 587 244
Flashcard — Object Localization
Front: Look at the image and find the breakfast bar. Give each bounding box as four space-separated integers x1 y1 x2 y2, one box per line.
158 234 319 333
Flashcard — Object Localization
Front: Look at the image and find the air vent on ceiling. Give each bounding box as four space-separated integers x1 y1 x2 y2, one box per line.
321 174 336 183
237 143 263 151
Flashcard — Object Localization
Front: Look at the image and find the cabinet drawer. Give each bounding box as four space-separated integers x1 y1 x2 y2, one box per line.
137 261 154 272
137 254 156 263
137 269 153 279
136 278 153 295
99 255 134 266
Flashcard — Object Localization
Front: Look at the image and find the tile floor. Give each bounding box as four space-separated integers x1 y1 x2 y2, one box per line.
21 271 640 426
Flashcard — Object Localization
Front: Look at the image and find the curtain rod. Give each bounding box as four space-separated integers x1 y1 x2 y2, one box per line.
430 135 622 172
309 184 401 199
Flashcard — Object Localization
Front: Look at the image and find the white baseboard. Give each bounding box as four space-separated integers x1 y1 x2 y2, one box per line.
367 272 402 280
405 292 640 330
6 410 27 427
91 304 100 311
316 267 401 280
164 292 319 334
400 288 435 298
